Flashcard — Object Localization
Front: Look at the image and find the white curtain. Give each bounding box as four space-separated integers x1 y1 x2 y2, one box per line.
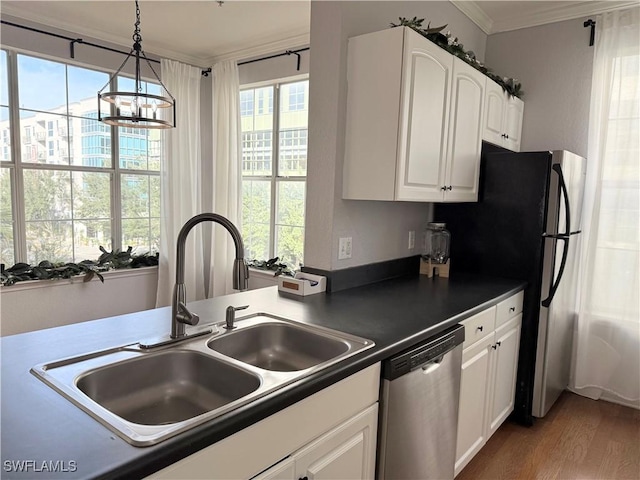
209 60 242 297
156 60 205 307
571 7 640 407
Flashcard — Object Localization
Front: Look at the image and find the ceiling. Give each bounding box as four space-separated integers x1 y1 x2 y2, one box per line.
1 1 637 66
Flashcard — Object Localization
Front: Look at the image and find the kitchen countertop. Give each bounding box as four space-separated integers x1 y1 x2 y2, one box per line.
0 272 524 479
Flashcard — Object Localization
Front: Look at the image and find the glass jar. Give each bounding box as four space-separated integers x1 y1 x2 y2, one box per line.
422 223 451 264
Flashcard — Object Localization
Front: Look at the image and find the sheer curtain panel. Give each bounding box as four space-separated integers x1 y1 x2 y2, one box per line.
572 7 640 408
210 60 242 297
156 60 205 307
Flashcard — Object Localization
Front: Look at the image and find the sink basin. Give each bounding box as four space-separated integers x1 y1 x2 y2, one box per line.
76 350 260 425
208 322 350 371
32 312 373 446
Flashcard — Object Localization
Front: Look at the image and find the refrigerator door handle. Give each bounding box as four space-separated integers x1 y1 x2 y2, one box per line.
541 164 573 308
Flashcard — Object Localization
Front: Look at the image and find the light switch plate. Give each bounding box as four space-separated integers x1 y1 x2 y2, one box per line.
338 237 352 260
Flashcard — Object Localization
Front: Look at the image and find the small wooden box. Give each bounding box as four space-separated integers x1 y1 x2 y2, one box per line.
420 258 450 278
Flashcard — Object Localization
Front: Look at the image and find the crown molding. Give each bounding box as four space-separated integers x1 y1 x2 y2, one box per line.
491 1 639 34
450 0 494 35
207 32 310 65
451 0 638 35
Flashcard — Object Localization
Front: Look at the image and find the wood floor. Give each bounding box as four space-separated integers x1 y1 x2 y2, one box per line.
456 392 640 480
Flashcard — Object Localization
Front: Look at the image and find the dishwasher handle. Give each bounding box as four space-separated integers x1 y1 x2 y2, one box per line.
421 355 444 374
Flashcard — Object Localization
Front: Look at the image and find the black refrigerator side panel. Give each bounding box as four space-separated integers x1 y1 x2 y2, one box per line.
435 149 553 425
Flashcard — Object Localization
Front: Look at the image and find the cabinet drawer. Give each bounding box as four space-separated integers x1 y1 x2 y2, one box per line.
460 306 496 350
496 291 524 328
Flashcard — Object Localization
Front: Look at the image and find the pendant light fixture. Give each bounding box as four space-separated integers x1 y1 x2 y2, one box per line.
98 0 175 129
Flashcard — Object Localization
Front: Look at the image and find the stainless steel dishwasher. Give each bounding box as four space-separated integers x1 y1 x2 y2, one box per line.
377 324 464 480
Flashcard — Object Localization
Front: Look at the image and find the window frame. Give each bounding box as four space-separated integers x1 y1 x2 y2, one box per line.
240 77 308 266
0 48 161 266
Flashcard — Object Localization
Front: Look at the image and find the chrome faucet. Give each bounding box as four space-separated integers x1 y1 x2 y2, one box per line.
171 213 249 339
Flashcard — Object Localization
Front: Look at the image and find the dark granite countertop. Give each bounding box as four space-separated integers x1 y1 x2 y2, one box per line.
1 273 524 479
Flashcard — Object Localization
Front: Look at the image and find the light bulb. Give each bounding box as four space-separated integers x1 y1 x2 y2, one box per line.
115 96 122 116
151 100 157 119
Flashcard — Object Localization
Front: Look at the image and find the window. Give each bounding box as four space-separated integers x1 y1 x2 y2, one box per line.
0 50 162 267
240 80 308 268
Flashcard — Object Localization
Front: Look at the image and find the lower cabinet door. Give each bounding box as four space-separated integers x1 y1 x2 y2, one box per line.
293 404 378 480
455 335 494 477
487 315 522 436
252 457 296 480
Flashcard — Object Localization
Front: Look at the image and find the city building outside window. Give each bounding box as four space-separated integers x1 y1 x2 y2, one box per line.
240 80 308 269
0 50 162 268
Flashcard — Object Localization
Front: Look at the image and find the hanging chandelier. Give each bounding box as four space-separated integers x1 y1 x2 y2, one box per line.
98 0 175 129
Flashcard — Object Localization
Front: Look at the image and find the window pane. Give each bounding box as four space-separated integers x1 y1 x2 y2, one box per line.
242 179 271 261
0 108 10 162
0 50 8 107
0 167 14 266
279 81 308 177
122 218 151 253
20 111 70 165
73 171 112 260
26 220 73 264
119 127 153 170
121 173 150 218
275 181 305 267
68 65 109 110
78 117 111 167
74 220 111 261
17 55 67 113
242 131 273 176
278 128 307 176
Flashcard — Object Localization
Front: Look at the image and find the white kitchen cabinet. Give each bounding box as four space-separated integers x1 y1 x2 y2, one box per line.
455 293 523 477
444 57 486 202
293 404 378 480
343 26 484 203
148 364 380 480
482 78 524 152
487 315 522 437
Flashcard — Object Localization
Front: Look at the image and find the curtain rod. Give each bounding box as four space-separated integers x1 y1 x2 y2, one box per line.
1 19 211 76
584 19 596 46
201 47 310 77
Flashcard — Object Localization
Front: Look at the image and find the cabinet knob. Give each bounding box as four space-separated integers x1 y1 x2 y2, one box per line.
492 344 498 350
476 325 483 332
496 341 502 347
441 186 447 191
447 185 453 191
501 133 506 138
509 307 516 312
505 134 510 139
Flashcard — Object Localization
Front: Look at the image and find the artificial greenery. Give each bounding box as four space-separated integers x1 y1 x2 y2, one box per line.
390 17 524 98
0 246 159 287
247 257 295 277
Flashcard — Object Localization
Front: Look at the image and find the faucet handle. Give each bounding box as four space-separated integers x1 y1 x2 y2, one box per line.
176 301 200 326
225 305 249 330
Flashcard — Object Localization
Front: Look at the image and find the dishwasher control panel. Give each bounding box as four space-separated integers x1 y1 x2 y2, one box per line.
383 324 464 380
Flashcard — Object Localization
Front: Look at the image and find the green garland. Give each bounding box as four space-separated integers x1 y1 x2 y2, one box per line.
247 257 295 277
0 246 159 286
390 17 523 98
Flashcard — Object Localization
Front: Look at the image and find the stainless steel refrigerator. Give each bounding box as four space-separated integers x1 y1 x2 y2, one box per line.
435 143 586 424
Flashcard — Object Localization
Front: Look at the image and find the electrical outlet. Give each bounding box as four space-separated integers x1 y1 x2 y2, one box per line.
408 230 415 250
338 237 352 260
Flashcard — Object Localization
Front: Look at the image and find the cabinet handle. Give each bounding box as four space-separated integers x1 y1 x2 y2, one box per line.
441 186 447 191
447 185 453 191
496 341 502 347
476 325 483 332
509 307 516 312
505 134 509 139
492 344 498 350
501 133 506 138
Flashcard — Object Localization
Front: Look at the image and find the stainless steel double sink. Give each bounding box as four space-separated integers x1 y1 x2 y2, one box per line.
31 313 374 446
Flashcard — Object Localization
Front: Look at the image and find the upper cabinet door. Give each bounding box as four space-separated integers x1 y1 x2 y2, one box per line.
483 78 506 146
504 96 524 152
396 28 453 202
445 58 486 202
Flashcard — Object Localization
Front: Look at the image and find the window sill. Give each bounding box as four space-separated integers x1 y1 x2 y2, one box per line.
0 266 158 293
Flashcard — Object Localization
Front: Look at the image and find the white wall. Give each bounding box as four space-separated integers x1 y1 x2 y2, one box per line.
304 1 487 271
0 268 158 336
485 17 594 158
